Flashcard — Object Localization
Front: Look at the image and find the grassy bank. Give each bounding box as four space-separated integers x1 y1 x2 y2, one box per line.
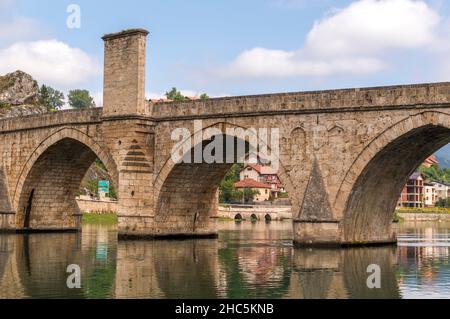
396 207 450 214
82 213 118 225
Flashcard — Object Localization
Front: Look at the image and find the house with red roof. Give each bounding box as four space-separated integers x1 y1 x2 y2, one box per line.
423 155 439 168
237 164 285 202
234 179 272 202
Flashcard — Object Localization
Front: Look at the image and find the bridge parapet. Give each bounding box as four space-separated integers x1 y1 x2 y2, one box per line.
151 82 450 120
0 108 103 133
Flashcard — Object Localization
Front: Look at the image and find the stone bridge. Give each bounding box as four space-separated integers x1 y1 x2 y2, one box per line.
1 28 450 246
218 205 292 221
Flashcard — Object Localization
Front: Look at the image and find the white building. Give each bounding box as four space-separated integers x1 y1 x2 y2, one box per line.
431 182 450 201
424 183 437 207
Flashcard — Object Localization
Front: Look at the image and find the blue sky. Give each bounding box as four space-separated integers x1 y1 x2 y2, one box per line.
2 0 450 104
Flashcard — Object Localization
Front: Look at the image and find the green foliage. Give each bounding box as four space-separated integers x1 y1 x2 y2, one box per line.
396 207 450 214
393 212 404 223
109 184 117 200
95 159 107 171
219 164 243 203
87 179 98 195
418 165 450 184
165 87 186 101
82 213 118 224
68 89 95 109
436 198 450 208
200 93 209 100
0 77 13 92
241 188 258 203
278 192 289 199
38 85 65 111
218 164 261 203
0 102 10 109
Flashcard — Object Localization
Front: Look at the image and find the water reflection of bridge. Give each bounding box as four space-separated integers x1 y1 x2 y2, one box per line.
112 235 402 299
0 227 405 299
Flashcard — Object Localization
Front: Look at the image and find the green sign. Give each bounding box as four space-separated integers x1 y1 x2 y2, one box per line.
98 180 110 194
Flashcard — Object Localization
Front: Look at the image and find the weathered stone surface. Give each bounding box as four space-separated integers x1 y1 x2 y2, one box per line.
0 71 39 106
298 159 333 221
0 71 46 119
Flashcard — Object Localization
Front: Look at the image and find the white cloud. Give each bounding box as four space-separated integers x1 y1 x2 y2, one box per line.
221 47 384 77
305 0 439 58
221 0 443 78
0 39 101 88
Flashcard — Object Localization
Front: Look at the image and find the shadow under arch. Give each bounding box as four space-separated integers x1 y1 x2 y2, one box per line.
338 111 450 243
13 128 118 230
153 122 293 236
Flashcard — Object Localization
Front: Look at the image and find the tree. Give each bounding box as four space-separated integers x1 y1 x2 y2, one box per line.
68 89 95 109
200 93 209 100
219 164 244 203
165 87 186 101
436 198 450 208
38 85 65 110
239 188 258 204
418 164 450 184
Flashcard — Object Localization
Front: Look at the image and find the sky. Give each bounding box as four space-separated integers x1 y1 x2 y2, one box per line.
2 0 450 105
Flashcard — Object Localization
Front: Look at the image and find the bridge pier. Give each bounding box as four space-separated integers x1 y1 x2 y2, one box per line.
293 220 398 247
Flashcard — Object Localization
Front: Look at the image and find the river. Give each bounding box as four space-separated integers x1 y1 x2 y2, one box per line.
0 221 449 299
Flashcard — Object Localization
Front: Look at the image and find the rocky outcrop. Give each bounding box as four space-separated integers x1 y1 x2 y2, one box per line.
0 104 48 118
0 71 39 106
0 70 47 119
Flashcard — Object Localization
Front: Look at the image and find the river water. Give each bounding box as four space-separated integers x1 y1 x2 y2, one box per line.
0 221 449 299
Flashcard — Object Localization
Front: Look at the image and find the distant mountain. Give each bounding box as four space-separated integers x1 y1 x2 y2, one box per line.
435 144 450 169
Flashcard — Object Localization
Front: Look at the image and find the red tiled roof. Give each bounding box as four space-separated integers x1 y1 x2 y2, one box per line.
234 179 272 189
424 155 439 166
245 164 263 173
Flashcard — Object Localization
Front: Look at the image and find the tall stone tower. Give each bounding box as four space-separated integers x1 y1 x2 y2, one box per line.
102 29 149 116
101 29 155 238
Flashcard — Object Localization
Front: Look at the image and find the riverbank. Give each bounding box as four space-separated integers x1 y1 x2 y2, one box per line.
396 208 450 221
82 213 118 225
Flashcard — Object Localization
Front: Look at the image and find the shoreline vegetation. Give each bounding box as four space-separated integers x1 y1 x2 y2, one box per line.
82 213 118 225
82 208 450 226
396 207 450 214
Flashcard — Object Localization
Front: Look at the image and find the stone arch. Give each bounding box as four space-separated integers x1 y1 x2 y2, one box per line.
153 121 293 236
335 111 450 243
12 127 118 230
155 122 293 195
